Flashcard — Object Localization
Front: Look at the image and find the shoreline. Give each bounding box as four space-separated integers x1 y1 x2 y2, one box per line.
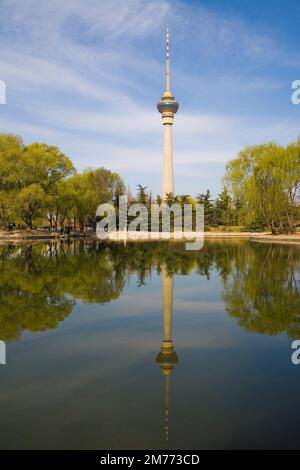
0 230 299 245
249 235 300 245
0 230 94 243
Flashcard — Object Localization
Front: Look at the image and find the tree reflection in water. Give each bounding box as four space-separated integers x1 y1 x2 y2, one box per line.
0 240 299 341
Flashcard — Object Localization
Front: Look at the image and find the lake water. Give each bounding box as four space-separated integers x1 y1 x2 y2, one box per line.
0 239 300 449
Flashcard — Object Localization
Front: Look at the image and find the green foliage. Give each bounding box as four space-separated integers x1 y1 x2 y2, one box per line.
0 134 24 192
164 192 174 206
22 142 74 192
213 186 235 226
0 242 124 340
197 190 214 225
225 141 300 234
0 133 124 230
17 184 46 229
222 243 300 337
1 240 300 340
136 184 148 205
1 131 299 233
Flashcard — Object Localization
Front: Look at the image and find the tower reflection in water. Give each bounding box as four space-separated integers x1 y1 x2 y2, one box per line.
156 266 178 443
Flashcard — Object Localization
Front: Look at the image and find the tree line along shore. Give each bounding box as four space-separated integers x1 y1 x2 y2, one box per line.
0 133 299 237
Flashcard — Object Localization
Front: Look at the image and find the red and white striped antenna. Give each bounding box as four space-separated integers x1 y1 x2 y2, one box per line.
166 25 170 91
166 25 170 60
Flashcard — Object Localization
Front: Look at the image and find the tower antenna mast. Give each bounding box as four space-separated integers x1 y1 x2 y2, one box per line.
166 26 170 91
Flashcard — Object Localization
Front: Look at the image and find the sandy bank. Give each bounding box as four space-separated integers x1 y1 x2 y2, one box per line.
1 230 299 245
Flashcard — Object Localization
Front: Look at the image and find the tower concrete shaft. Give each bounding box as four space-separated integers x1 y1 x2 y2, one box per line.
156 266 177 364
162 120 174 197
157 27 179 200
162 266 174 347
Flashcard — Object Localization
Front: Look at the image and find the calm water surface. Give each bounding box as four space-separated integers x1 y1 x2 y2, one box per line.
0 239 300 449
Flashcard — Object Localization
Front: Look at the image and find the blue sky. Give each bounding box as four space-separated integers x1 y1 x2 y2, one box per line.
0 0 300 197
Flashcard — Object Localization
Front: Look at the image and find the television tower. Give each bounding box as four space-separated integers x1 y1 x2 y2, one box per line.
157 27 179 200
156 267 178 444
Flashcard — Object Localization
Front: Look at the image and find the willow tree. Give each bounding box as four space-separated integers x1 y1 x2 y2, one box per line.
0 134 75 228
68 169 124 230
0 134 24 226
22 142 74 193
281 140 300 228
225 142 299 234
17 184 45 229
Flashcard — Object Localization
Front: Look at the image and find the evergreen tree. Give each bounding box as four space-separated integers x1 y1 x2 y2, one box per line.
213 187 233 226
136 184 148 205
197 190 214 226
